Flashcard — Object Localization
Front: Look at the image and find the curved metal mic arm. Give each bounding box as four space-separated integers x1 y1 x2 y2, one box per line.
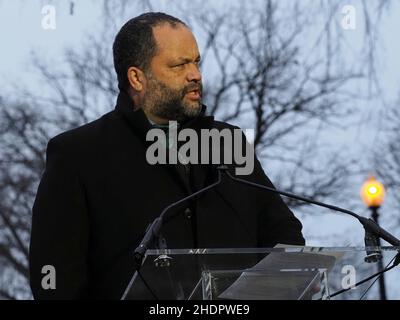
133 164 399 272
133 169 223 270
217 165 400 247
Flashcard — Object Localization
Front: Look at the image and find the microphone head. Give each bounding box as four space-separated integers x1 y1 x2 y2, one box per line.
364 231 382 263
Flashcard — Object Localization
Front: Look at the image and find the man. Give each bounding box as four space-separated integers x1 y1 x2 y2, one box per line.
29 12 305 300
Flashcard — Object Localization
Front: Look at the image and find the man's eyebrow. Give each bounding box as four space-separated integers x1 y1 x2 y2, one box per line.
175 55 201 63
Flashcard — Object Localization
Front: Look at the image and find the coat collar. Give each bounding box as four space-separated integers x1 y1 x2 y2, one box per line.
114 90 214 141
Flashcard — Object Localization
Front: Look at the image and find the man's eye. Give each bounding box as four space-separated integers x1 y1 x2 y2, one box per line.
172 61 200 68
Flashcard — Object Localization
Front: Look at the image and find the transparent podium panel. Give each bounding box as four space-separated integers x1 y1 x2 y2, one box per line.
122 247 400 300
200 269 328 300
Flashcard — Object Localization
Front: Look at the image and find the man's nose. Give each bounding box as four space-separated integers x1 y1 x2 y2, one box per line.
186 63 202 83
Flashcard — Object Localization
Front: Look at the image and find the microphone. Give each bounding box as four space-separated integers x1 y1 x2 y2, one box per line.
133 168 222 270
364 231 382 263
216 165 400 252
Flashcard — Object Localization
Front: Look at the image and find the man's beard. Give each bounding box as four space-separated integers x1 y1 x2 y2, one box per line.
142 74 203 123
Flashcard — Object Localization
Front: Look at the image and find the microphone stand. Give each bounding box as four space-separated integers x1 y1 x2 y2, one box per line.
133 169 222 271
217 165 400 299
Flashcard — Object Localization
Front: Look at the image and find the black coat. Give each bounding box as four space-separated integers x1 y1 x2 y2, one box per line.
29 91 305 299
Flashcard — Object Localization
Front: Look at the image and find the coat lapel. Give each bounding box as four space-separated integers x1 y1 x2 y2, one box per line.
114 91 216 195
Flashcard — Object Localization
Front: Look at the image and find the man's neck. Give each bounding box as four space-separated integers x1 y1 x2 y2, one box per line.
147 117 169 127
144 112 169 126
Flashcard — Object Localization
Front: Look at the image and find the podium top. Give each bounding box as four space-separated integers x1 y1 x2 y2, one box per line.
144 246 400 256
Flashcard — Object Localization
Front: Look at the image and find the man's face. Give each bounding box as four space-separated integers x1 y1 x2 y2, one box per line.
141 23 203 123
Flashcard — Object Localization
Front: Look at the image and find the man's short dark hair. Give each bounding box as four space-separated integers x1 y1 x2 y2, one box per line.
113 12 187 92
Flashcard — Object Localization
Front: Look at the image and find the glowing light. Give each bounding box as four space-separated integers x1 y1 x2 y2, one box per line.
368 186 377 194
361 176 385 208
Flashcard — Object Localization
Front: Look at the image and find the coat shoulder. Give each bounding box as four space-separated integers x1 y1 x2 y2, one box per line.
46 111 122 162
211 120 240 130
49 111 117 149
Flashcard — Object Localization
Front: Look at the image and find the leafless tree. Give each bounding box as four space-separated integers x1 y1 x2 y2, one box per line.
0 99 48 299
375 103 400 223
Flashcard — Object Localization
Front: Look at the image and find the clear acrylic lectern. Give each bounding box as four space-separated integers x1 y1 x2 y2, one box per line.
122 246 400 300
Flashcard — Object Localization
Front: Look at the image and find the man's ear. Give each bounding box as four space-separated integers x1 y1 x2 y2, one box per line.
127 66 145 92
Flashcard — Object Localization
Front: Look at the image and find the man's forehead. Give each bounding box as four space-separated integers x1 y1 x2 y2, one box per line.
152 23 199 56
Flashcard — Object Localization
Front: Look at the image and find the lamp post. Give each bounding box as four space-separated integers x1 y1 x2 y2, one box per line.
360 176 387 300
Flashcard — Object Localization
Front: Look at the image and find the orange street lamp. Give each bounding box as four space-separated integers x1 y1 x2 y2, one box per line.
360 175 387 300
361 176 385 208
